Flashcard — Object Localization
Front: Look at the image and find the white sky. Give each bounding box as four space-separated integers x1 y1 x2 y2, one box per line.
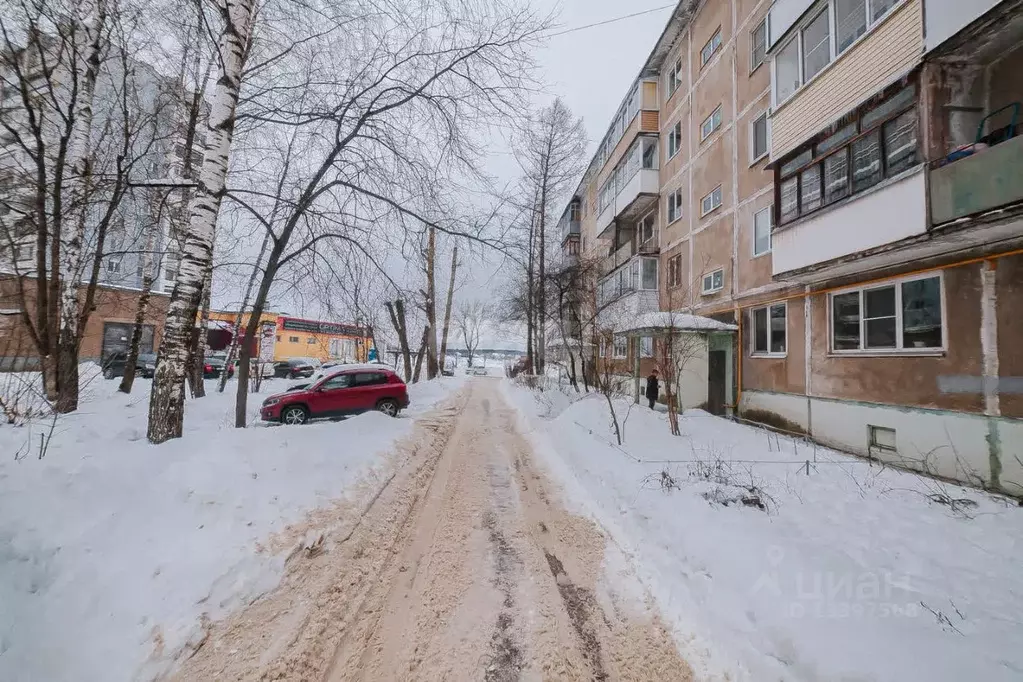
456 0 674 350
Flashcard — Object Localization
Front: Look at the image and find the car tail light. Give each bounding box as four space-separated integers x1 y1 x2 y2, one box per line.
204 364 213 372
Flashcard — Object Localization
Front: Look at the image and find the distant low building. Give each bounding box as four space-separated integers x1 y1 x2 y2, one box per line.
207 311 373 364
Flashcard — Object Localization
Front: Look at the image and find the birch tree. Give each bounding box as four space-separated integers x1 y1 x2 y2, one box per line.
1 0 170 412
455 299 489 368
147 0 255 443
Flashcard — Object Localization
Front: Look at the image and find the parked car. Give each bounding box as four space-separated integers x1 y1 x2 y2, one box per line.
273 358 316 379
260 367 409 424
101 351 158 380
203 351 235 379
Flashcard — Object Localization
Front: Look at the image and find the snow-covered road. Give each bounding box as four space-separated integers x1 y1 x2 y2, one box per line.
171 379 692 681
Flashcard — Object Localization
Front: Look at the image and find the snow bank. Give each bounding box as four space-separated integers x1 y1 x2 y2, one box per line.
0 375 463 682
501 382 1023 681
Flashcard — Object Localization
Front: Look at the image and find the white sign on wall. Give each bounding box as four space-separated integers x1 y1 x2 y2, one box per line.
259 322 276 362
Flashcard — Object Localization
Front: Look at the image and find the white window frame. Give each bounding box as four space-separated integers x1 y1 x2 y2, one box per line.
772 0 906 108
640 336 654 358
827 272 947 355
752 206 772 257
105 256 122 274
700 105 723 141
612 335 628 359
666 188 683 223
639 211 656 244
750 111 769 164
701 28 722 67
701 268 724 295
750 302 787 357
667 55 683 96
13 243 33 262
700 185 723 216
668 254 683 288
667 120 682 159
750 17 767 73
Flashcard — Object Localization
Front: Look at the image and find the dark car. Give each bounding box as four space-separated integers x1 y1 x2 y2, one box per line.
101 351 156 380
274 358 316 379
260 367 409 425
203 351 235 380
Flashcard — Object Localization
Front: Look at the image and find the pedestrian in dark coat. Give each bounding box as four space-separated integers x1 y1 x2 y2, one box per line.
646 369 659 409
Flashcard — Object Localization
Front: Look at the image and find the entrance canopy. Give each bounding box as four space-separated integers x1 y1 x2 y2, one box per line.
618 311 738 336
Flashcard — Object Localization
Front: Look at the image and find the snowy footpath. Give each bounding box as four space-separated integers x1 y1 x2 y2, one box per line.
0 368 464 682
501 381 1023 681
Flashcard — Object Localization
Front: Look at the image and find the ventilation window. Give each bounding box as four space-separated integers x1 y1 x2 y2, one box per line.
868 425 896 456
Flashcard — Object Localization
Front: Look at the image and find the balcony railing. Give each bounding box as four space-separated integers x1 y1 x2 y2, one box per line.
929 132 1023 226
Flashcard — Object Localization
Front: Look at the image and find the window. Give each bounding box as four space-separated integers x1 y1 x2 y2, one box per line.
701 28 722 66
13 244 33 262
639 212 655 243
836 0 867 52
829 274 943 352
776 37 801 103
307 337 317 344
871 0 897 22
668 56 683 95
700 105 722 141
641 337 654 358
751 303 786 355
667 120 682 158
613 335 628 359
802 9 831 82
751 112 768 162
869 425 897 454
751 19 767 72
599 337 607 357
352 372 389 386
289 336 300 343
753 207 772 256
105 256 122 274
320 374 353 390
667 188 683 223
668 254 683 288
702 268 724 294
701 186 722 215
641 258 658 289
775 84 917 226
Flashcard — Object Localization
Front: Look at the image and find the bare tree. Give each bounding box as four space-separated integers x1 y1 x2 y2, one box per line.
222 1 546 428
593 328 627 446
455 299 489 368
513 99 586 374
147 0 256 443
438 244 458 370
1 0 173 412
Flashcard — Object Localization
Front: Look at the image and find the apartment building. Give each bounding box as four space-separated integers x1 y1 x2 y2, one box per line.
557 0 783 411
557 0 1023 494
0 34 205 368
747 0 1023 493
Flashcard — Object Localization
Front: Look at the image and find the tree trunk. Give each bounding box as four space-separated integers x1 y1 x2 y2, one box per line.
148 0 255 443
438 246 457 369
525 210 535 374
55 0 107 413
425 227 438 380
119 186 162 394
219 229 271 392
189 266 213 398
385 300 412 381
412 325 428 383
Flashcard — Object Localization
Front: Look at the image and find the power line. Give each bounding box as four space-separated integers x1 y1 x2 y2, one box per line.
546 4 676 38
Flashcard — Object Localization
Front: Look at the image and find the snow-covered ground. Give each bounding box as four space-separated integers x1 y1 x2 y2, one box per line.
501 380 1023 681
0 367 465 682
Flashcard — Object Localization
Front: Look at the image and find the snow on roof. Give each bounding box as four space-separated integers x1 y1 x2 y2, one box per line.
619 311 738 334
206 318 235 331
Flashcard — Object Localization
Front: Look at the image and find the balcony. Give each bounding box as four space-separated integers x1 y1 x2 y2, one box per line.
930 132 1023 225
600 239 634 276
596 136 659 239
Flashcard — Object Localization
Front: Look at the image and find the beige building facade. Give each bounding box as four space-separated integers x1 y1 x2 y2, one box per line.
557 0 1023 495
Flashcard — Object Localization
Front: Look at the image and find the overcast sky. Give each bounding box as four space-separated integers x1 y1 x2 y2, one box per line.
452 0 673 350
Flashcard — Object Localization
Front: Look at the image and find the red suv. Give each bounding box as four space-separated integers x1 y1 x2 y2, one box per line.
260 367 409 425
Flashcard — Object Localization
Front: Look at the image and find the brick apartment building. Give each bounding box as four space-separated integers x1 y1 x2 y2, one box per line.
557 0 1023 494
